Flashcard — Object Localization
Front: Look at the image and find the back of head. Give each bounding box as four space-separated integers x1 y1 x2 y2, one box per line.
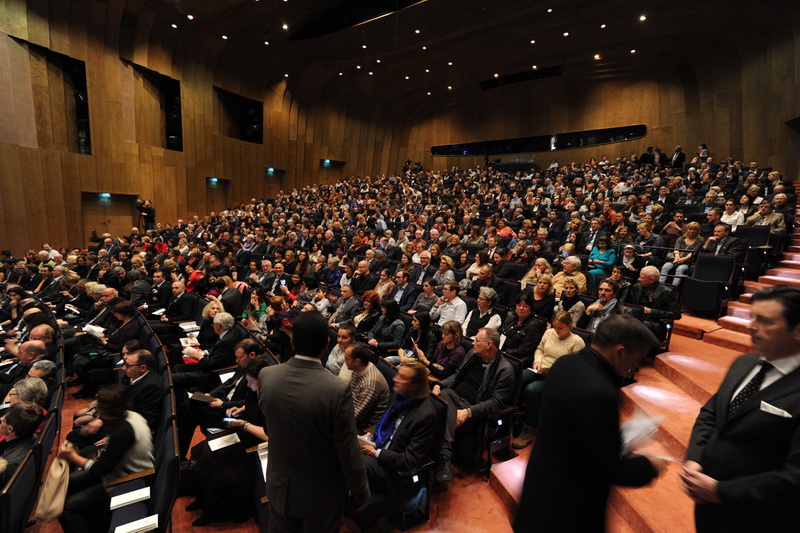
96 384 131 420
291 311 329 358
593 314 657 353
6 401 44 439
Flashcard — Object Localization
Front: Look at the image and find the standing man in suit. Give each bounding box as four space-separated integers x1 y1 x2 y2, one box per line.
258 311 370 533
681 286 800 532
514 315 663 533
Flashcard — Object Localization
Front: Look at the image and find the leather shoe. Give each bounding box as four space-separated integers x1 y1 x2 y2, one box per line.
435 456 452 483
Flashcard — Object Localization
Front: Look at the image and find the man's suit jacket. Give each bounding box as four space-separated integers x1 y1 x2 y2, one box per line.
127 370 162 430
388 284 420 312
515 348 656 532
686 353 800 532
410 264 437 285
149 281 171 311
164 292 194 323
197 329 241 372
703 235 745 263
625 283 681 322
258 357 369 523
329 296 363 325
208 367 251 409
351 273 378 295
745 211 787 234
219 287 244 317
372 395 437 473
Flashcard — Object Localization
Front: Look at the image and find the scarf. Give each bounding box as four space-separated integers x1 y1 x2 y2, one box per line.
374 395 423 448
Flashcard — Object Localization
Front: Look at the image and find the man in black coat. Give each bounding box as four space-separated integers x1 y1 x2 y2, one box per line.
701 223 745 263
514 315 663 533
388 271 419 312
122 349 162 431
681 286 800 532
172 312 241 393
624 266 681 341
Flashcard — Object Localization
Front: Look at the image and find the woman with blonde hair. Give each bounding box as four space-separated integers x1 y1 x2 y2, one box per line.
521 258 553 291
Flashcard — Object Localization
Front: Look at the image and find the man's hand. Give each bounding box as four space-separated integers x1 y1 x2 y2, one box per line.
160 315 169 322
432 384 441 395
81 417 104 436
208 399 223 409
455 408 470 428
680 461 721 504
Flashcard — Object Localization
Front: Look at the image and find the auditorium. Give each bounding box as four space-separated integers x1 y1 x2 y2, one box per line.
0 0 799 532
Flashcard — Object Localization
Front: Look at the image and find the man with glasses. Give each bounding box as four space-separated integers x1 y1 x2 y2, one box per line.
432 328 514 483
430 281 468 326
0 402 44 485
388 270 419 312
121 349 161 431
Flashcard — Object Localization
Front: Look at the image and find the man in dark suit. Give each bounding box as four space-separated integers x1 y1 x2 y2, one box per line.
140 270 171 316
410 252 437 286
161 282 194 323
681 286 800 532
214 279 244 317
388 271 419 312
351 260 379 295
624 266 681 341
580 218 606 253
122 349 162 431
258 311 370 532
328 285 363 328
669 145 686 169
357 361 437 524
701 223 745 262
177 338 261 459
172 312 241 393
514 315 663 533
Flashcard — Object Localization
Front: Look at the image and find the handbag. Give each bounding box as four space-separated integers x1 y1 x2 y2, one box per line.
35 455 70 521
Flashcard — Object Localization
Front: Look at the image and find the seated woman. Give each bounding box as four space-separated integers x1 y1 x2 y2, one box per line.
528 274 556 321
185 358 270 526
512 311 585 449
553 278 585 326
432 256 456 289
659 222 704 287
373 269 395 300
407 279 438 316
586 237 616 293
58 385 154 533
406 320 466 380
608 266 633 302
367 300 405 355
498 292 545 365
398 312 438 364
0 377 48 442
242 288 268 334
353 290 382 340
262 296 293 361
461 287 503 339
614 244 645 281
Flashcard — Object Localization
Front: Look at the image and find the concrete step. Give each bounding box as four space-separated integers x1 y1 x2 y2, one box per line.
727 300 751 315
782 252 800 261
609 438 695 533
758 275 800 288
743 280 770 294
766 268 800 279
788 245 800 253
672 315 721 340
654 350 737 405
620 368 702 460
704 328 752 353
777 260 800 270
718 315 750 334
738 292 754 304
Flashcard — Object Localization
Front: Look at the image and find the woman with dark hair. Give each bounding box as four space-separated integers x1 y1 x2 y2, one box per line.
410 320 465 380
408 279 438 315
367 299 405 352
399 311 437 360
0 285 28 330
58 384 154 533
353 290 382 338
185 358 270 526
498 292 545 366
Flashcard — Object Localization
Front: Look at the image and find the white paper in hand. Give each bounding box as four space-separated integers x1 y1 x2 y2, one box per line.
620 408 662 455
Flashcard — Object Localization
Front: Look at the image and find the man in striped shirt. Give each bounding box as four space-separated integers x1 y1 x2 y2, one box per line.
344 343 389 432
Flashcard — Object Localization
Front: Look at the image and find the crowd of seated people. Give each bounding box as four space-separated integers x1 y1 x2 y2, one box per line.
0 144 795 528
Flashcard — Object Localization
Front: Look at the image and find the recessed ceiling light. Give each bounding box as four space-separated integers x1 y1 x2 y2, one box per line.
362 45 367 49
368 71 373 75
405 76 410 79
284 73 289 77
563 32 569 37
427 92 431 95
594 54 601 60
282 23 289 30
532 65 538 69
447 86 453 90
547 8 553 13
448 61 453 66
600 23 606 28
376 59 381 63
171 23 177 28
425 69 430 73
264 41 269 45
415 29 420 34
530 39 536 44
630 49 637 54
222 35 228 39
356 65 361 69
639 15 647 21
422 46 427 50
339 72 343 76
493 73 499 78
187 15 194 20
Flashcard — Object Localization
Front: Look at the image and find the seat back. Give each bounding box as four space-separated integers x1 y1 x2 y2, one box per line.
0 450 37 533
693 254 736 282
151 420 179 533
571 327 593 346
34 411 59 480
733 226 770 247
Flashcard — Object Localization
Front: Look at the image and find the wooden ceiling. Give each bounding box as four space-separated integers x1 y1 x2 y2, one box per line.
33 0 800 112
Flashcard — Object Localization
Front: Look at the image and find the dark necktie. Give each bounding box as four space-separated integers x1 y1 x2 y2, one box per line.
728 361 773 417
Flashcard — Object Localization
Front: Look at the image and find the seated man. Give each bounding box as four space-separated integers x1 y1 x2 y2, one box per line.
389 271 419 312
358 361 438 525
433 328 514 483
177 338 261 459
551 256 588 295
328 285 363 328
325 324 357 382
121 350 162 431
344 343 390 432
352 261 379 295
465 265 508 306
701 223 745 262
577 279 627 333
0 340 48 399
0 401 44 485
624 266 681 341
430 281 468 327
173 312 240 393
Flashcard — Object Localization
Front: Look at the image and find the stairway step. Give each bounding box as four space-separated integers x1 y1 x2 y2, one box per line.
738 292 754 304
621 368 701 459
704 328 752 353
789 245 800 253
609 439 695 533
783 252 800 261
743 281 770 294
766 268 800 279
777 260 800 270
727 300 751 314
758 275 800 287
718 315 750 334
673 315 721 340
607 504 638 533
655 350 738 404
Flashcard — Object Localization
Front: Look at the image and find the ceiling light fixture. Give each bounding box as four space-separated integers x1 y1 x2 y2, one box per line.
493 73 499 78
547 8 553 13
187 15 194 20
356 65 361 69
405 76 410 79
339 72 343 75
630 49 636 54
415 29 420 34
362 44 367 49
368 71 373 75
427 92 431 95
284 73 289 77
447 86 452 90
282 23 289 30
171 23 177 28
563 32 569 37
376 59 381 63
264 41 269 45
600 23 606 28
222 35 228 39
639 15 647 21
530 39 536 44
594 54 601 60
532 65 538 69
425 69 430 73
448 61 453 66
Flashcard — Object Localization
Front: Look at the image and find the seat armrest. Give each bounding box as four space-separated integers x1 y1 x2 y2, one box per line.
105 467 156 488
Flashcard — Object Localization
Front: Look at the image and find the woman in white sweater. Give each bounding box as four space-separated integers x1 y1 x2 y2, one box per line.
511 311 585 449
